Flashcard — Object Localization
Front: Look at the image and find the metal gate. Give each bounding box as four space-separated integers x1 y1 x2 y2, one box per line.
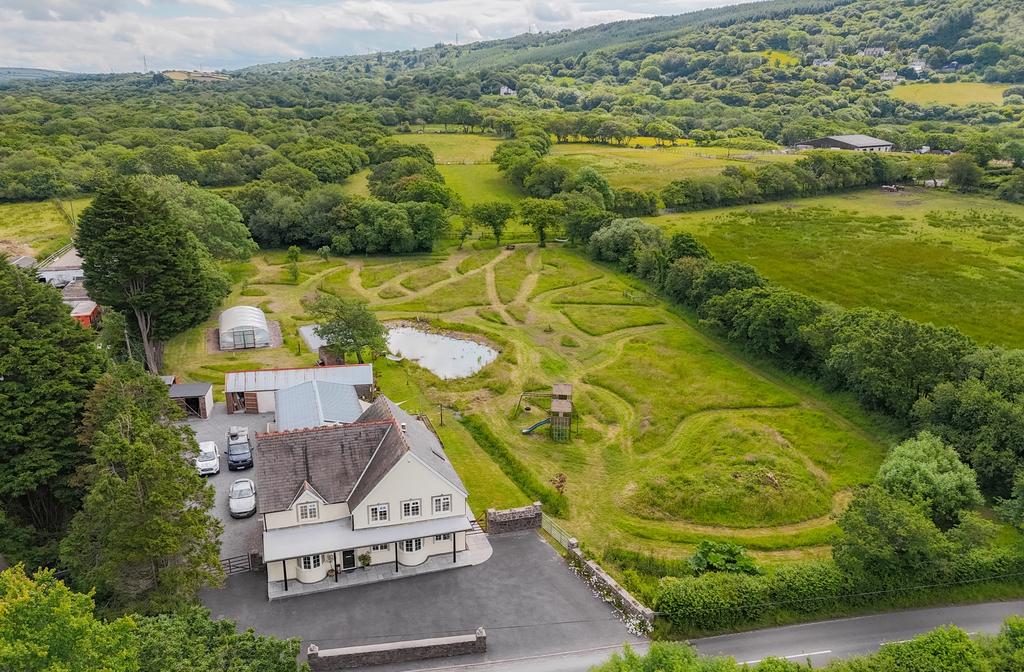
221 554 253 575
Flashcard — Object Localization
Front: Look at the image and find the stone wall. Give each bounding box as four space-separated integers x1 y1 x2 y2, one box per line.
306 628 486 671
567 538 655 631
486 502 542 534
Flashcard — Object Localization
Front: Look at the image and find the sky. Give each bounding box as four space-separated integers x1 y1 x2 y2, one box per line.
0 0 744 73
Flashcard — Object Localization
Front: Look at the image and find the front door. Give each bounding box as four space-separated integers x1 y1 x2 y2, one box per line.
342 550 356 571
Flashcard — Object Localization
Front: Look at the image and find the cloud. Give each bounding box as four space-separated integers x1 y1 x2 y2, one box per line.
0 0 736 73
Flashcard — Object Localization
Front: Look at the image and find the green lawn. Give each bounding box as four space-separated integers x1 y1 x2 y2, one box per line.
439 164 521 204
654 188 1024 347
890 81 1009 106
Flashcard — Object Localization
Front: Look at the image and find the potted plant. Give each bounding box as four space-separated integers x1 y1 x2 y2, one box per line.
358 552 372 570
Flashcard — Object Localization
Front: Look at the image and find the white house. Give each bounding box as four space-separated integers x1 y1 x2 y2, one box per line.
218 305 272 351
255 396 473 597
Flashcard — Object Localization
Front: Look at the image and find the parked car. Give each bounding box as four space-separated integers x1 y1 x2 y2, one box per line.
228 478 257 518
225 426 253 470
195 441 220 476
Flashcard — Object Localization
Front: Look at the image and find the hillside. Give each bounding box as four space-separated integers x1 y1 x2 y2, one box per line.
0 67 73 82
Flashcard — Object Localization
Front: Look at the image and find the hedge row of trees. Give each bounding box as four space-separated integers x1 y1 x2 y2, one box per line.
595 617 1024 672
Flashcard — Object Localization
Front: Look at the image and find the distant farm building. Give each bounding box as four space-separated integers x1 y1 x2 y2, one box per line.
858 47 887 57
218 306 271 351
68 301 100 329
162 70 230 83
224 364 375 414
797 135 894 152
499 85 517 97
812 58 837 67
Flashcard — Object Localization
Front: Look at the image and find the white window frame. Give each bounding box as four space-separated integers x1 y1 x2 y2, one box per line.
297 502 318 522
432 495 452 514
300 555 321 570
434 533 451 542
368 503 389 523
401 499 421 519
402 538 423 553
371 543 389 551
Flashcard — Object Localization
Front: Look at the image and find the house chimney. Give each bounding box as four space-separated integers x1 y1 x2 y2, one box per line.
401 422 407 433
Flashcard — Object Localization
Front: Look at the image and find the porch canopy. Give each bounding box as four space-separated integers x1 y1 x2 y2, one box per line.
263 515 472 563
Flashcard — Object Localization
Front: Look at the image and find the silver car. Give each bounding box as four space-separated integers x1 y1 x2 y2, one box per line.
195 441 220 476
228 478 257 518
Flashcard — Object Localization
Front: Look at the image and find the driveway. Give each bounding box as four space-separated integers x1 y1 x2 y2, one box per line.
200 530 643 669
186 402 273 559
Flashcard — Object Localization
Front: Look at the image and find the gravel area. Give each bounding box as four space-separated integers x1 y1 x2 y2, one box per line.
187 402 273 559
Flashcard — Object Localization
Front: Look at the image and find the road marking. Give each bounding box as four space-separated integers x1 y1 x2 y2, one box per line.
742 650 832 665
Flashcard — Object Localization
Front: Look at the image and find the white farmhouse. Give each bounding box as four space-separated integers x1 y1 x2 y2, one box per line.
255 396 476 598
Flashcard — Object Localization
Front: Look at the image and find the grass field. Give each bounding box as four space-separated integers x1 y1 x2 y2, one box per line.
655 188 1024 347
890 81 1009 106
547 143 795 191
0 197 90 258
394 132 504 164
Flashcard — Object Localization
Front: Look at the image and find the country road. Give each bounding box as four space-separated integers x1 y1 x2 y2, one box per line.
399 601 1024 672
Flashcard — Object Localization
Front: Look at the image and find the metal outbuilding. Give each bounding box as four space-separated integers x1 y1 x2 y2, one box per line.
218 306 271 351
224 364 375 414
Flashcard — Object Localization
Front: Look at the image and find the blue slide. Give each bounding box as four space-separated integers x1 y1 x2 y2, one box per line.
521 418 551 435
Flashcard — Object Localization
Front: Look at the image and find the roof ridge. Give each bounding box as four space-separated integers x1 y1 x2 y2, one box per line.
256 418 393 438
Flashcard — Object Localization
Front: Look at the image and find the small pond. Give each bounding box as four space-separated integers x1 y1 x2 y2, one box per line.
386 326 498 380
299 323 497 379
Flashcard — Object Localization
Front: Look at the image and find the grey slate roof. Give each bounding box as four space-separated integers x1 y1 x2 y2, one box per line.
275 381 362 432
348 397 467 509
255 421 391 513
255 394 466 514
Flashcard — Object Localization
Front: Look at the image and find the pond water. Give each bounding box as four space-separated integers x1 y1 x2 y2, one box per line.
299 323 497 379
386 326 498 379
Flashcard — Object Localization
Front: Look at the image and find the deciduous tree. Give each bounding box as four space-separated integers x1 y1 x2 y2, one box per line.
308 295 386 363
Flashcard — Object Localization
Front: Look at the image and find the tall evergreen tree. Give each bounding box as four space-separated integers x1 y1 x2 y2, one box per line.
75 180 229 372
0 257 106 566
60 364 223 613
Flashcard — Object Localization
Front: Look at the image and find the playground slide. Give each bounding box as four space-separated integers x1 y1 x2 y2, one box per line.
521 418 551 435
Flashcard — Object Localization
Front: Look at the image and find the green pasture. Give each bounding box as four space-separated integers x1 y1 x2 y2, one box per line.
890 81 1009 106
547 143 796 191
394 132 504 164
0 197 91 258
656 188 1024 347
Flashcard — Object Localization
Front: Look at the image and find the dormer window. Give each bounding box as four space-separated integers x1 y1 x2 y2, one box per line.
297 502 318 521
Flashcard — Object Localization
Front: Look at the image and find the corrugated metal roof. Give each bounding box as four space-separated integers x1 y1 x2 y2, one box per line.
824 134 893 147
276 381 363 432
224 364 373 393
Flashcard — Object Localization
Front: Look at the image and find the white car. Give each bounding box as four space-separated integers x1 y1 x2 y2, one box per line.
228 478 257 518
195 441 220 476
